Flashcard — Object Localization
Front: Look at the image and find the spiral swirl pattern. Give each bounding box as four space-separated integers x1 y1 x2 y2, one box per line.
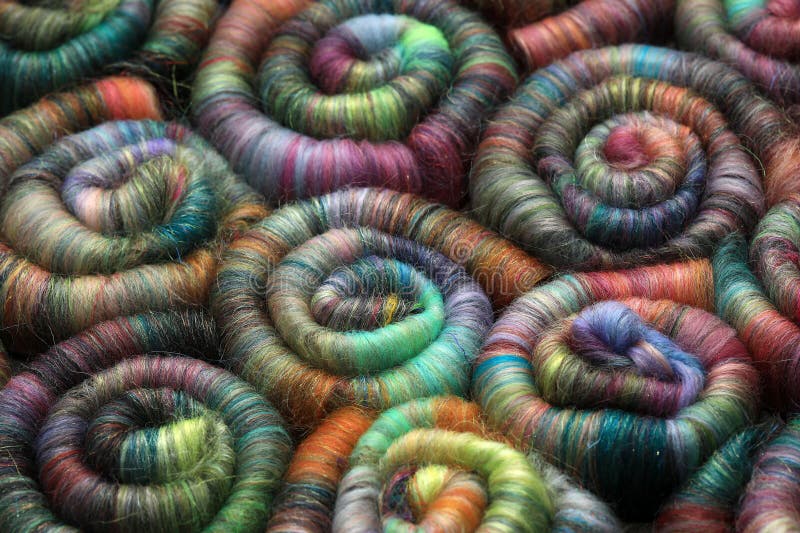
470 45 800 269
508 0 673 69
0 119 267 352
714 194 800 409
473 259 760 518
465 0 573 25
677 0 800 105
0 76 161 195
193 0 517 206
0 0 216 114
0 311 292 532
212 187 548 426
270 397 622 532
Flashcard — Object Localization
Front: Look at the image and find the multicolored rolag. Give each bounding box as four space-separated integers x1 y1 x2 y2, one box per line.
473 260 760 518
270 397 622 532
0 0 216 114
0 76 162 370
212 187 548 427
471 45 800 270
738 417 800 531
508 0 674 70
0 311 292 532
193 0 517 206
677 0 800 105
0 76 162 196
0 120 267 352
656 420 781 532
714 194 800 410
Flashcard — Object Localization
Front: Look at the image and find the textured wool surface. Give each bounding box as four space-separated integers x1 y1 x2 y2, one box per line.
677 0 800 105
508 0 674 70
0 76 162 196
1 1 800 530
0 0 216 114
0 119 268 352
0 311 292 532
473 259 760 518
714 194 800 410
655 419 781 531
738 416 800 531
212 187 550 427
269 397 623 532
192 0 517 206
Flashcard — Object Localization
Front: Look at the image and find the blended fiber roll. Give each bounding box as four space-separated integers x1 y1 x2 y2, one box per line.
508 0 674 70
471 45 800 270
0 311 292 532
655 420 781 532
0 76 158 382
192 0 517 206
473 259 760 518
714 194 800 409
738 417 800 531
270 397 622 532
267 407 378 532
677 0 800 106
0 76 162 196
0 0 217 114
0 119 267 352
212 187 549 427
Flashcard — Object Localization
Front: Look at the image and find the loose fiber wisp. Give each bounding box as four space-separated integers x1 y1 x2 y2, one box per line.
212 187 549 427
271 396 623 532
508 0 675 70
0 0 217 114
0 119 268 352
677 0 800 106
472 259 760 518
0 311 292 532
470 45 800 270
714 194 800 410
192 0 517 206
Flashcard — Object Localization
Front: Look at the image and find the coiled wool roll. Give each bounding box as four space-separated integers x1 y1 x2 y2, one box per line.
738 417 800 531
714 194 800 410
677 0 800 106
0 119 267 352
0 0 217 114
212 187 549 427
0 311 292 532
269 397 622 532
470 45 800 270
0 76 160 378
192 0 517 206
473 259 760 518
508 0 675 70
0 76 162 196
655 420 781 532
